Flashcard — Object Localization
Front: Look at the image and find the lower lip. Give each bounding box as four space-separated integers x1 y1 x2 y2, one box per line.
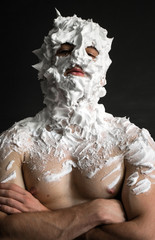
68 71 85 77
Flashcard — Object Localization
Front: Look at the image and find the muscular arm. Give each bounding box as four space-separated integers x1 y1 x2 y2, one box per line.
84 128 155 240
0 185 126 240
0 199 106 240
86 214 154 240
85 164 155 240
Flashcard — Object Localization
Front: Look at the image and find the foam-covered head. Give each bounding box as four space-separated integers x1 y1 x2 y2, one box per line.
33 11 113 108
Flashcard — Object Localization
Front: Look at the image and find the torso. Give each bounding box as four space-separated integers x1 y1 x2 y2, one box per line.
1 110 139 210
1 108 154 209
22 121 126 210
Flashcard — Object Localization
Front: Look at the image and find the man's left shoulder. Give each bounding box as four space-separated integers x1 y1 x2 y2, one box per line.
113 116 143 141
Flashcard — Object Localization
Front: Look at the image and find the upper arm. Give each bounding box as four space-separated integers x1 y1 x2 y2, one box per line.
0 151 25 188
0 128 26 188
0 135 26 220
122 163 155 220
122 128 155 221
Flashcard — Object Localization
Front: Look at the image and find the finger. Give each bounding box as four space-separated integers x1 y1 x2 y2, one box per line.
0 204 21 214
0 183 26 195
0 189 27 204
0 196 27 212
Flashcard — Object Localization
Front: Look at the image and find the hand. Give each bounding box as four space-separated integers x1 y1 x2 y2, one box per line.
74 199 126 240
94 198 126 225
0 183 49 214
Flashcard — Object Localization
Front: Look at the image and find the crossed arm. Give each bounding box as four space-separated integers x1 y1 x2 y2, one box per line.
0 152 155 240
0 151 125 240
0 183 126 240
0 184 155 240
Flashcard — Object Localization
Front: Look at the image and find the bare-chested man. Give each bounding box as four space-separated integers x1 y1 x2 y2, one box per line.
0 10 155 240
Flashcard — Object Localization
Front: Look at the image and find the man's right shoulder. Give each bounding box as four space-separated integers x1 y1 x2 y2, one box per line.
0 117 35 160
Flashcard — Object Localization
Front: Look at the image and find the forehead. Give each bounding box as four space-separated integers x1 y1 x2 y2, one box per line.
50 15 109 51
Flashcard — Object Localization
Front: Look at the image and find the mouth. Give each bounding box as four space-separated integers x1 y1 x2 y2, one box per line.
65 66 85 77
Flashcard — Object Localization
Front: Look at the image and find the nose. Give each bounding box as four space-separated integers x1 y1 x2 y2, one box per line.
70 47 90 67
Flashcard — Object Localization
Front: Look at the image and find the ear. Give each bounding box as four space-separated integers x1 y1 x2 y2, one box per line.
55 8 61 17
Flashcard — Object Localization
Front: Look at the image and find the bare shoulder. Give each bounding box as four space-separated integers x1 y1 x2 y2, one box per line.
102 114 141 148
121 119 155 220
106 114 155 205
124 124 155 184
116 115 155 196
0 117 36 186
0 117 37 159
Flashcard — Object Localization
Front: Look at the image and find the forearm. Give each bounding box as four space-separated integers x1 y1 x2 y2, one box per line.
101 220 142 240
0 184 126 240
86 215 154 240
0 201 101 240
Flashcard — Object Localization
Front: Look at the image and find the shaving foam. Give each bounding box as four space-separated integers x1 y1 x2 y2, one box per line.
1 171 16 183
6 160 15 171
132 178 151 195
0 12 155 196
44 160 76 182
101 163 122 181
108 175 121 189
127 172 139 186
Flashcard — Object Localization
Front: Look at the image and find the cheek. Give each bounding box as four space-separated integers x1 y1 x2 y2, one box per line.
84 60 103 77
54 56 71 74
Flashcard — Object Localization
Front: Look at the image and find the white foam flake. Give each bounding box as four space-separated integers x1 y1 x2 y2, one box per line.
108 175 121 189
101 163 122 181
6 160 15 171
1 171 16 183
43 160 77 182
150 174 155 179
132 178 151 195
104 154 123 167
127 172 139 186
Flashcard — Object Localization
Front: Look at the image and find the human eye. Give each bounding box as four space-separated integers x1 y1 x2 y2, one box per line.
86 46 99 59
56 43 74 56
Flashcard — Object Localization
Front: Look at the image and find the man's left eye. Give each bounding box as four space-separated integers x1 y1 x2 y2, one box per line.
87 53 96 58
86 47 99 59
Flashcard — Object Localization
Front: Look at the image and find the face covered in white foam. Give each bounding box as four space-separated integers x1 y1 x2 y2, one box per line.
34 13 113 109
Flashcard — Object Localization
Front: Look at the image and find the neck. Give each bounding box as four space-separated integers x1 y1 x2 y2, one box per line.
43 99 106 131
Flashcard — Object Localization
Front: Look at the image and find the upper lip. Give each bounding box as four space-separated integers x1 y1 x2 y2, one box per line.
65 66 85 76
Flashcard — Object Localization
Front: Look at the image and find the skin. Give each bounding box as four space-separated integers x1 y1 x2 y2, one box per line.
56 43 99 59
0 43 155 240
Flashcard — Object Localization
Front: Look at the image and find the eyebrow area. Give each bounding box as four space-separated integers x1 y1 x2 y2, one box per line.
56 43 99 59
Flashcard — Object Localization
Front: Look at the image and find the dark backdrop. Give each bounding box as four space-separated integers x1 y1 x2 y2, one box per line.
1 0 155 139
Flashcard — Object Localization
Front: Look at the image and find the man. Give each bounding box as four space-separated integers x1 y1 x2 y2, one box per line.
0 10 155 240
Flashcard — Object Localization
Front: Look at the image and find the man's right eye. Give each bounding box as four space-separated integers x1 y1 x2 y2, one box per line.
56 43 75 57
56 49 71 56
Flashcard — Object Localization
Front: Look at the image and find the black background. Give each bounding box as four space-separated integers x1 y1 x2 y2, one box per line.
1 0 155 139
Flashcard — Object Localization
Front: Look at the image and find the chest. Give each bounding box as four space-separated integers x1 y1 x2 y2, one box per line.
22 138 125 208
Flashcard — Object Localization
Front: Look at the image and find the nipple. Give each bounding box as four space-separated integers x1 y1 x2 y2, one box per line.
29 186 38 196
107 188 115 194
